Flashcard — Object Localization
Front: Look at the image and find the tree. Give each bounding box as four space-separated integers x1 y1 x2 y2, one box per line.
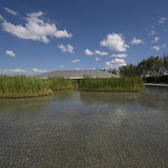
107 68 117 75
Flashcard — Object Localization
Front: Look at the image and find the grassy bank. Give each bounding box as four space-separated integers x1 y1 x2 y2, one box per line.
48 77 77 91
79 76 145 92
0 75 53 98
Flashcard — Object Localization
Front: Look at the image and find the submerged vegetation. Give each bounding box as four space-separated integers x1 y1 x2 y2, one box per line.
79 76 144 92
0 75 53 98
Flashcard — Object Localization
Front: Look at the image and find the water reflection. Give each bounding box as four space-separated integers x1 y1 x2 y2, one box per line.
0 90 74 113
139 86 168 111
80 91 141 105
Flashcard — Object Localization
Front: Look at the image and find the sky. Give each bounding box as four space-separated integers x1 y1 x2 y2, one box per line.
0 0 168 75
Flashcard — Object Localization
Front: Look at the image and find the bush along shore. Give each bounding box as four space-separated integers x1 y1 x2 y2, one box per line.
79 76 145 92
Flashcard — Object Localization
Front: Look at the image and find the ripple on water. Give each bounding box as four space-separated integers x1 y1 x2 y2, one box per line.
0 88 168 167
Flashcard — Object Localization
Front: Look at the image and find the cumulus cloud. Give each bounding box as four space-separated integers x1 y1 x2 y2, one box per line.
151 46 160 51
151 36 160 43
5 50 16 57
158 17 167 24
85 49 94 55
85 49 108 56
92 68 97 70
0 11 72 43
72 59 80 63
0 69 26 75
95 58 100 61
32 68 46 73
55 30 72 38
148 30 156 36
94 50 108 56
58 44 74 54
59 65 64 68
105 58 127 69
110 53 127 58
4 7 18 15
100 33 129 52
76 68 80 70
130 37 143 45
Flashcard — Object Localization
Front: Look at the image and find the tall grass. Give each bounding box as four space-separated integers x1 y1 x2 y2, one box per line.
0 75 53 98
79 76 145 92
48 77 77 91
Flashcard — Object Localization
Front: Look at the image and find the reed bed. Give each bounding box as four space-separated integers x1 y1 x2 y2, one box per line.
0 75 53 98
0 76 77 98
79 76 145 92
48 77 77 91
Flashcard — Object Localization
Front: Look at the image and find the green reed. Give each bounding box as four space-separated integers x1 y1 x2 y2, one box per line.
0 75 53 98
79 76 145 92
48 77 77 91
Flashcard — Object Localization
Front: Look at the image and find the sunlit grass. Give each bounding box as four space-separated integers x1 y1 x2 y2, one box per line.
0 76 78 98
47 77 78 91
79 76 145 92
0 75 53 98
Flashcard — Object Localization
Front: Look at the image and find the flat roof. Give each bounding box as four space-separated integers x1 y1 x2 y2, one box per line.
39 70 119 79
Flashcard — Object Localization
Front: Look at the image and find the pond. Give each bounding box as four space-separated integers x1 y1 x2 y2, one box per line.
0 87 168 168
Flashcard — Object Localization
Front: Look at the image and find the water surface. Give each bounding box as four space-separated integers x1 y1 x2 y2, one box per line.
0 87 168 168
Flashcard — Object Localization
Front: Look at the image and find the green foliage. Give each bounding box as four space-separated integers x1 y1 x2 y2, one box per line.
119 54 168 79
79 76 144 92
107 68 117 75
0 75 53 98
48 77 77 91
0 76 78 98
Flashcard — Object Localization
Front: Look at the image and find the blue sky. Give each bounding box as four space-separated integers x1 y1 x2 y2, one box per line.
0 0 168 75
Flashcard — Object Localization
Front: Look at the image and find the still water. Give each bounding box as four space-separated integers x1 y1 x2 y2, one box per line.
0 87 168 168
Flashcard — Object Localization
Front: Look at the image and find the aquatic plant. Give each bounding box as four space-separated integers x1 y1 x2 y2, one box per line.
48 77 77 91
79 76 145 92
0 75 53 98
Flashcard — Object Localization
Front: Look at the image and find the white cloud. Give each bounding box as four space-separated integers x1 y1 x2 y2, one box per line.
55 30 72 38
85 49 94 55
95 58 100 61
151 46 160 51
0 69 26 75
110 53 127 58
94 50 108 56
58 44 74 54
76 68 80 70
130 37 143 45
5 50 16 57
1 11 72 43
85 49 108 56
151 36 160 43
92 68 96 70
158 17 167 24
100 33 129 52
162 43 166 48
148 30 156 36
32 68 46 73
59 65 64 68
4 7 18 15
0 14 5 21
105 58 127 69
72 59 80 63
